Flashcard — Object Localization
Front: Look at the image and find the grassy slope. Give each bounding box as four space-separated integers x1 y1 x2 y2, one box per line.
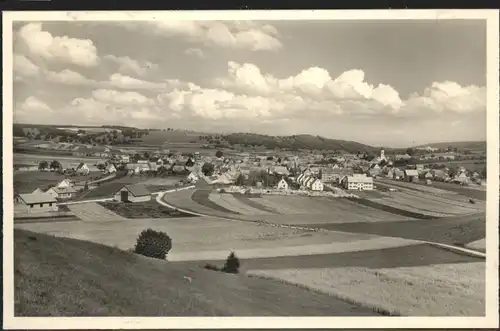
14 229 378 316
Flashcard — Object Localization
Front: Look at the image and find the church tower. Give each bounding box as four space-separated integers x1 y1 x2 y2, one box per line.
380 149 386 161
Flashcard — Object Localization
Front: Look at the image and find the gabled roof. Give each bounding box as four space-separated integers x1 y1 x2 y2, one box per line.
347 175 373 184
18 192 57 204
122 184 150 197
405 169 419 176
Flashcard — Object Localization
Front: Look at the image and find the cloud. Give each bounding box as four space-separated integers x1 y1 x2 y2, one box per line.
124 21 283 52
17 23 99 67
104 73 167 90
215 61 404 112
14 96 54 123
46 69 96 86
91 89 155 106
14 54 40 78
17 96 53 113
404 81 486 113
104 55 158 77
184 47 205 58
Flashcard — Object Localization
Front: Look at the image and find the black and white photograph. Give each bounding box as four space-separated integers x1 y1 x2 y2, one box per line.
3 10 499 329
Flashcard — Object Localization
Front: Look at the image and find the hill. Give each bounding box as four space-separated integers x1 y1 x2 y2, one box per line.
14 229 377 316
414 141 486 151
222 133 384 153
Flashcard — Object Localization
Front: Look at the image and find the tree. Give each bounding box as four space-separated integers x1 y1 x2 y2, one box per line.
215 150 223 158
222 251 240 274
133 153 142 162
481 166 487 179
406 148 414 156
201 162 215 176
235 174 246 186
266 156 274 161
134 228 172 260
83 181 89 191
38 161 49 170
379 159 387 167
50 160 62 171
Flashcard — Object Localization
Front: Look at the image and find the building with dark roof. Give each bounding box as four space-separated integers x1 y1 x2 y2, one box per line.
113 184 151 203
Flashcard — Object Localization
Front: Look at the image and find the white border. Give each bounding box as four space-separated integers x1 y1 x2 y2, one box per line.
3 10 499 329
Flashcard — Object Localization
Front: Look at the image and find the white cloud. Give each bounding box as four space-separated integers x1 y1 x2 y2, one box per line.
215 61 404 112
105 73 167 90
91 89 154 106
405 81 486 113
127 21 283 52
17 96 53 113
104 55 158 77
184 48 205 58
17 23 99 67
14 54 40 78
46 69 95 86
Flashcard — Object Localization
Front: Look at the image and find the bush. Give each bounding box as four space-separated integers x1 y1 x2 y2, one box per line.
203 263 220 271
134 228 172 260
221 251 240 274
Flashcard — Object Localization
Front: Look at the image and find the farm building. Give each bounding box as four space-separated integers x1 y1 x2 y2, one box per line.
114 184 151 203
454 172 470 184
14 192 58 214
404 169 419 182
342 174 374 191
272 166 290 176
46 186 78 200
277 178 289 190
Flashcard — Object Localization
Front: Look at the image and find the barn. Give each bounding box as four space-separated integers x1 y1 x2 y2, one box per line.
114 184 151 203
14 192 58 214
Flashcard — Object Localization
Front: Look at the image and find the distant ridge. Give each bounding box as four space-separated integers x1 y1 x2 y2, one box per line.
413 141 486 150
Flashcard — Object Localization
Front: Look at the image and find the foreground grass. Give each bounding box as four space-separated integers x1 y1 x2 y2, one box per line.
14 229 378 316
248 262 485 316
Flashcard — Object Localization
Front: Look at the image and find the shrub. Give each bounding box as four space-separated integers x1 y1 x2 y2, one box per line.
203 263 220 271
221 251 240 274
134 228 172 260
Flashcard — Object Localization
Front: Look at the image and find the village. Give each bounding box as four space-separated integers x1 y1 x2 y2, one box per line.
13 143 486 214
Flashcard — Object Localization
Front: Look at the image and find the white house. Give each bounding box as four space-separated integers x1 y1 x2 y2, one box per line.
187 172 199 183
343 175 374 191
277 178 289 190
404 169 419 182
14 192 58 214
308 178 324 191
114 184 151 203
46 186 78 200
55 179 74 189
106 164 117 174
76 162 90 175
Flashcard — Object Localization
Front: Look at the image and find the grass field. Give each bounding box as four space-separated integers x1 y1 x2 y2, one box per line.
14 171 67 194
14 153 106 167
248 261 485 316
376 178 486 201
466 238 486 252
15 229 377 316
306 212 486 246
209 193 273 215
99 200 196 219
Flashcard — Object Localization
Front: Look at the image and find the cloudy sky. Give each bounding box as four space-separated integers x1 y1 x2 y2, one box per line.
12 19 486 147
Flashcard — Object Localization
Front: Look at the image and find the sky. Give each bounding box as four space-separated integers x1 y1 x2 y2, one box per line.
12 19 487 147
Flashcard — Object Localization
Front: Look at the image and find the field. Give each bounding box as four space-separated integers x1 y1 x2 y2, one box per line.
130 130 207 146
13 171 105 194
99 200 196 219
248 262 485 316
15 229 377 316
14 153 106 169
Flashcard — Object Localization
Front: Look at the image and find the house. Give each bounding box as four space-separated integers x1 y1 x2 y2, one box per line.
404 169 419 182
76 162 90 175
424 172 434 179
120 155 130 163
308 178 324 191
106 164 117 174
343 174 374 191
273 166 290 176
32 188 45 194
14 192 58 214
46 186 78 200
114 184 151 203
277 178 289 190
454 172 470 184
321 168 338 183
187 172 199 183
55 179 74 189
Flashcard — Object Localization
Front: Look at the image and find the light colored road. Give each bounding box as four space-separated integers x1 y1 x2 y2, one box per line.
67 202 125 222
